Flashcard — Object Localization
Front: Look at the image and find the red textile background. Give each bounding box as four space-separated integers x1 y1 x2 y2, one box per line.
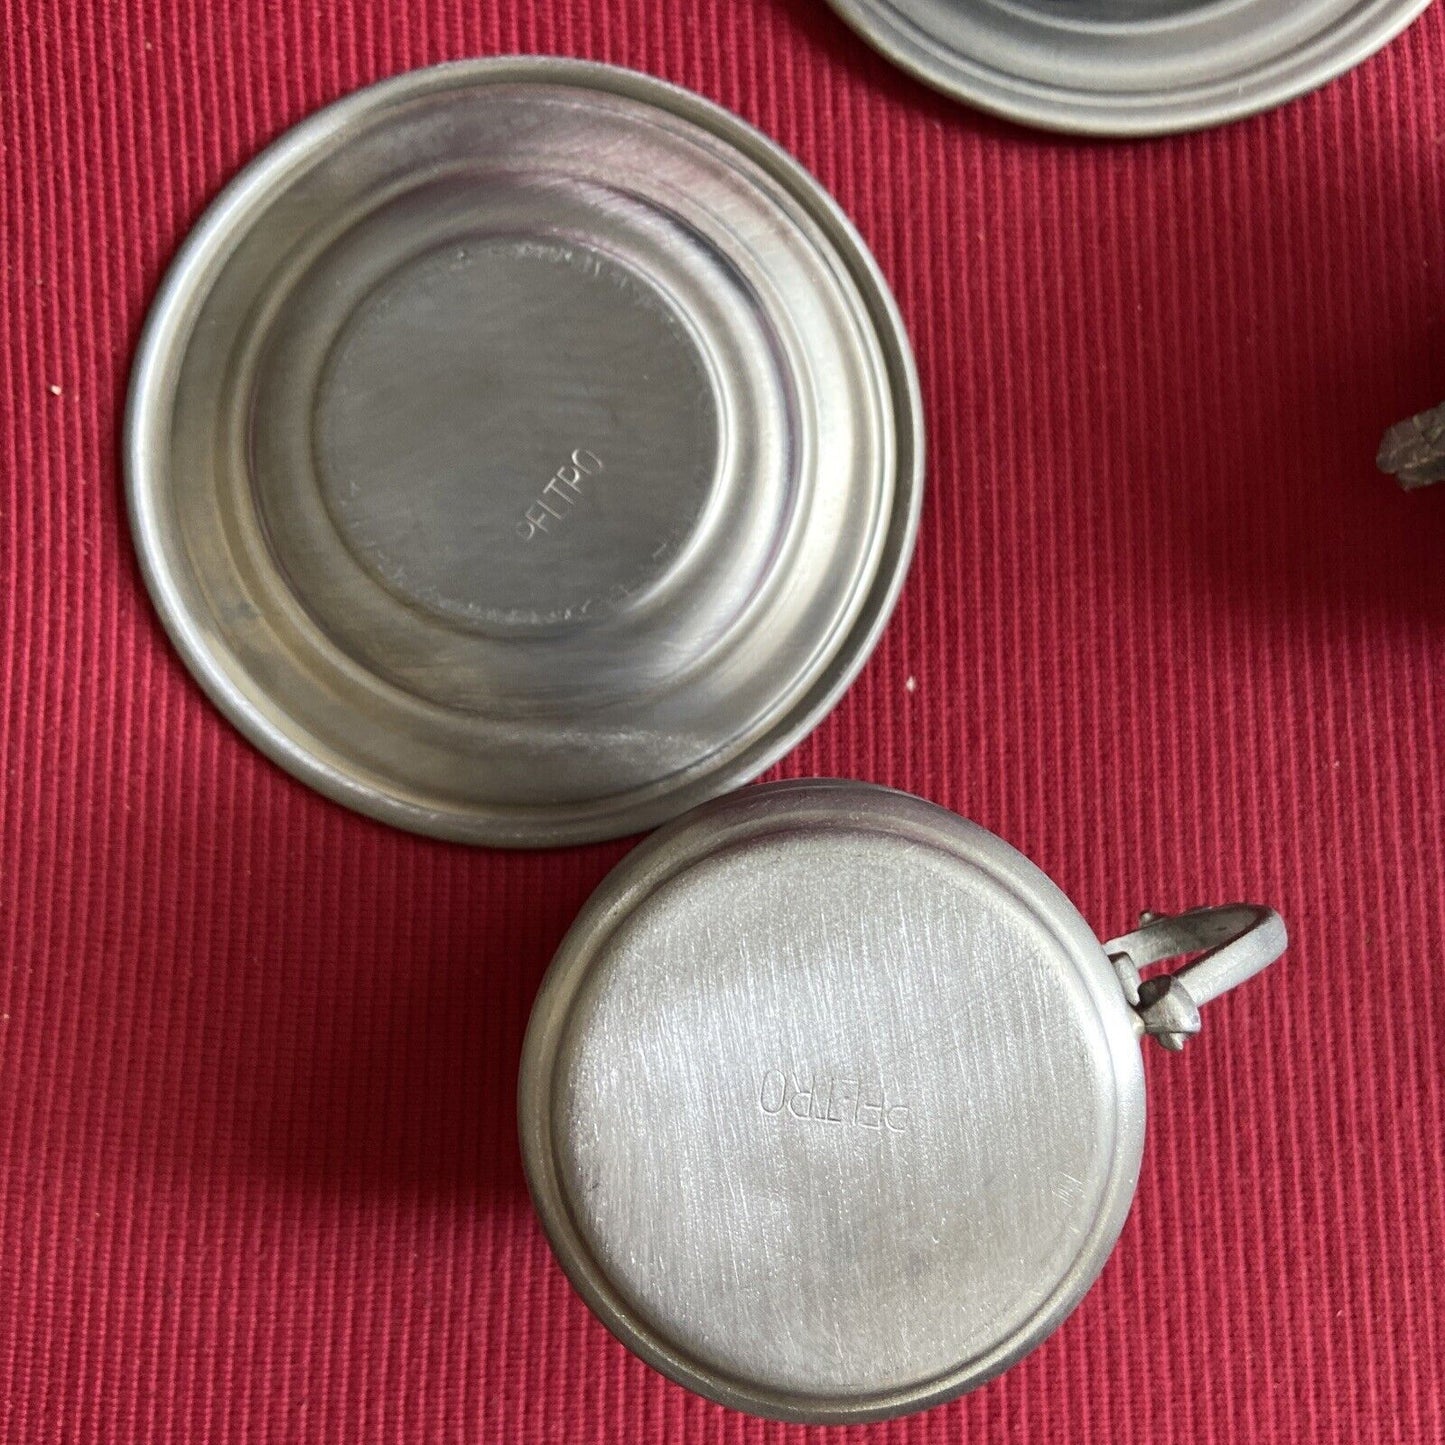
3 2 1444 1441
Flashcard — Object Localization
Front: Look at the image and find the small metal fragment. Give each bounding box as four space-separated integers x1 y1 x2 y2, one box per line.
1377 399 1445 490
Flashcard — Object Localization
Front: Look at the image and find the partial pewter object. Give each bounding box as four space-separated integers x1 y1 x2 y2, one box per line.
1378 398 1445 489
126 60 922 846
519 779 1287 1424
825 0 1433 137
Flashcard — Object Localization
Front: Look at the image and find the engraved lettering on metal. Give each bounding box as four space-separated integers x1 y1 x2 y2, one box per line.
758 1068 909 1132
517 448 604 540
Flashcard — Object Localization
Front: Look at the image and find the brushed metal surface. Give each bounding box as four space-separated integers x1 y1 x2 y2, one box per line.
126 60 922 845
520 780 1147 1423
825 0 1432 136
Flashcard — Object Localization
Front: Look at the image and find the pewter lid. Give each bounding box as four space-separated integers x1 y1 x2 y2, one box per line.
520 780 1287 1422
126 60 921 846
825 0 1432 136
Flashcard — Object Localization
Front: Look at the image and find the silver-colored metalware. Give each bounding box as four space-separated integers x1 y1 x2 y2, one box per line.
826 0 1432 136
126 60 922 845
520 779 1286 1423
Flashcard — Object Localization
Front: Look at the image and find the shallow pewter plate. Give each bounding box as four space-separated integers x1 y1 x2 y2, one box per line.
127 59 921 846
519 780 1287 1422
826 0 1432 135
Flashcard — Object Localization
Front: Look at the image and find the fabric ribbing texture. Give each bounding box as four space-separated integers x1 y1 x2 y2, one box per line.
2 1 1443 1441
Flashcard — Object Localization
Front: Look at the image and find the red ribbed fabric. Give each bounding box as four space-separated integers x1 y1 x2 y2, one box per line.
3 2 1443 1441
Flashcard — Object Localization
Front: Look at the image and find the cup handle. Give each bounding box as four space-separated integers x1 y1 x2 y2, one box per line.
1103 905 1287 1051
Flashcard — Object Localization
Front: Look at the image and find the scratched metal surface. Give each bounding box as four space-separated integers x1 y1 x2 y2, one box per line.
520 780 1147 1423
124 59 923 846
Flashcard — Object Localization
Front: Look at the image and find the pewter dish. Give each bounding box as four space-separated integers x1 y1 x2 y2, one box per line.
126 59 922 845
826 0 1432 135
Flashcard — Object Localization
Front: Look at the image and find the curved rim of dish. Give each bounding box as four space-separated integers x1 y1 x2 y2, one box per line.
824 0 1433 137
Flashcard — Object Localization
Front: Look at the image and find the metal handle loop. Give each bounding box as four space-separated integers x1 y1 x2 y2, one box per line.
1104 905 1287 1051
